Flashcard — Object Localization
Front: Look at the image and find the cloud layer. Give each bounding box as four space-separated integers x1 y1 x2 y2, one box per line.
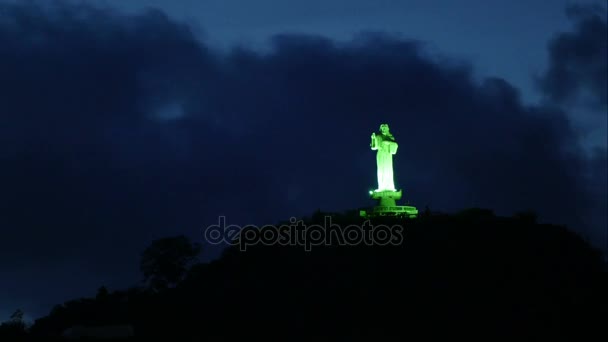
538 4 607 110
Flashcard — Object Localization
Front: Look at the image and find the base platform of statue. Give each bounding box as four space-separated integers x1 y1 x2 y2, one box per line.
371 189 402 206
359 189 418 218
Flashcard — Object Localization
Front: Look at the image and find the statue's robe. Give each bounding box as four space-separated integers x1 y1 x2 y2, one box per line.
372 133 398 191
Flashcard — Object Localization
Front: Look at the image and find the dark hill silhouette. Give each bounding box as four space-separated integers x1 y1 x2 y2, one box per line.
19 208 608 340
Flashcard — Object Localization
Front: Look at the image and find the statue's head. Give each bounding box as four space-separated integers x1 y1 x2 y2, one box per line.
379 123 390 134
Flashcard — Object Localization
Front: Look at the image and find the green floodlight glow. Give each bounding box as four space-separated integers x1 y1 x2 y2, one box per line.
370 123 398 191
363 123 418 218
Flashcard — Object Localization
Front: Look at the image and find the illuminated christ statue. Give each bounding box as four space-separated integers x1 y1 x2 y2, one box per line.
370 123 398 191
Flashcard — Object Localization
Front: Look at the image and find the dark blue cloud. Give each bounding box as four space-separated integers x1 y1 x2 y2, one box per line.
537 4 607 111
0 1 605 320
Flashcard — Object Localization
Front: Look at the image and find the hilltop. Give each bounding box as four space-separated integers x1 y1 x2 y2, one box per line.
6 208 607 340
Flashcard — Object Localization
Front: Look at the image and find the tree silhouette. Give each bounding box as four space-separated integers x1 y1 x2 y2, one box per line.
140 235 201 291
0 309 27 340
10 309 24 323
96 286 109 300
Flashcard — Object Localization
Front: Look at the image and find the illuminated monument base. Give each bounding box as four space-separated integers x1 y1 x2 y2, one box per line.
360 189 418 218
372 189 402 207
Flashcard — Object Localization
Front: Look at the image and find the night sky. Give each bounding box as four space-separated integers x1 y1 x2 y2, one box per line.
0 0 606 322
